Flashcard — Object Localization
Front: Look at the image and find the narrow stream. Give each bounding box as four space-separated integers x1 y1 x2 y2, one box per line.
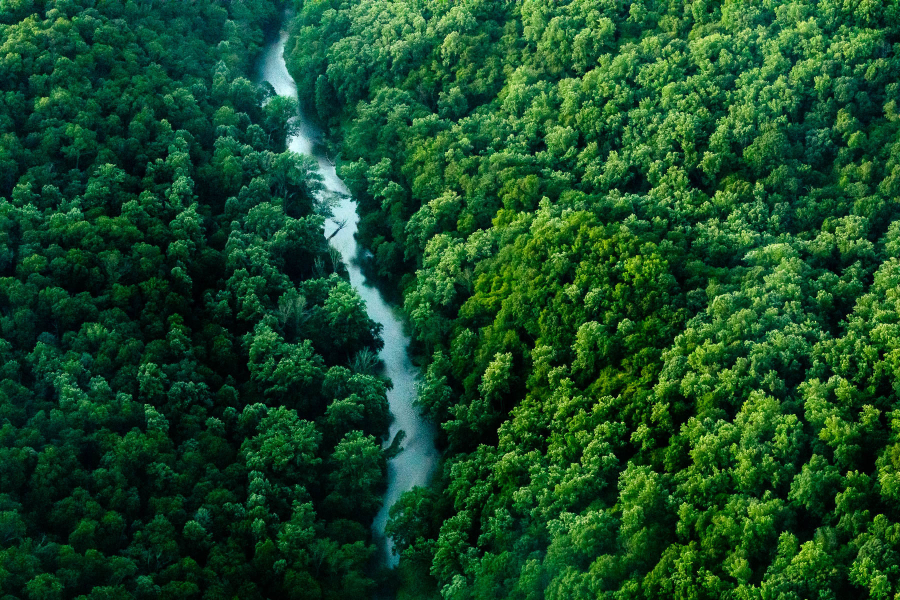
258 28 439 567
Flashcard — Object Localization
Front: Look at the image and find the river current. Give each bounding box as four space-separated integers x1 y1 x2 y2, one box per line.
258 28 439 567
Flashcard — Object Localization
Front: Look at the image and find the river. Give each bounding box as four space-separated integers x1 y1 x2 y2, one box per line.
257 28 439 567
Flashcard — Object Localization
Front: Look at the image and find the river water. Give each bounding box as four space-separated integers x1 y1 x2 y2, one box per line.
258 29 439 567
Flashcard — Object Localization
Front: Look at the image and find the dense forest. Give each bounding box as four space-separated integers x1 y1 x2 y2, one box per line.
0 0 395 598
286 0 900 598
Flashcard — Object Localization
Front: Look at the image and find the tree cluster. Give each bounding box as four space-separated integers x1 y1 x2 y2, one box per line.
287 0 900 597
0 1 391 598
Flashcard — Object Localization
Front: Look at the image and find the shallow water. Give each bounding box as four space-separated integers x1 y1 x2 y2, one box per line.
258 29 439 567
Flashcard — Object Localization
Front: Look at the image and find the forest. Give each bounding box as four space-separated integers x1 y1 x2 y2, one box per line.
0 0 396 598
284 0 900 598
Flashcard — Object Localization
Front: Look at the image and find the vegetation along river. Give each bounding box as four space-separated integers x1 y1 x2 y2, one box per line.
258 26 439 567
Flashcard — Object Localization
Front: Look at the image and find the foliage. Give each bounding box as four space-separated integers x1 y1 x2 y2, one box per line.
287 0 900 597
0 0 390 597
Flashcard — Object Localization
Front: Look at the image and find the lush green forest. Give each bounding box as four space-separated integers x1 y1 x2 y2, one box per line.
287 0 900 597
0 0 394 598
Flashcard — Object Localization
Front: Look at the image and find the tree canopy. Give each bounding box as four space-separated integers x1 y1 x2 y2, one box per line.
0 1 392 598
286 0 900 597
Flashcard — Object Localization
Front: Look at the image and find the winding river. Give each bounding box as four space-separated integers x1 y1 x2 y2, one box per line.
258 28 439 567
